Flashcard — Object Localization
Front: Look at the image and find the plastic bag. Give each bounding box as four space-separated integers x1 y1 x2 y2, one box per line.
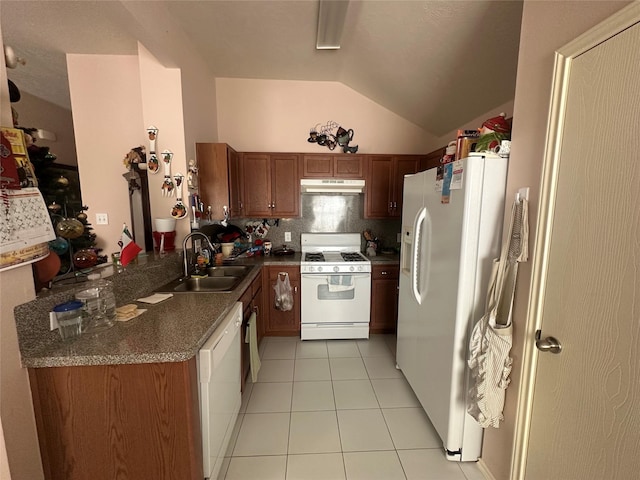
274 272 293 311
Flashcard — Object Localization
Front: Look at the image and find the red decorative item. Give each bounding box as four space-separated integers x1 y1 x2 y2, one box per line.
73 248 98 269
481 114 511 134
0 130 22 189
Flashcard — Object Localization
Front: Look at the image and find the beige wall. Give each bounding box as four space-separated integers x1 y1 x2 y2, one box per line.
0 24 45 480
430 100 515 153
11 91 77 167
67 54 145 255
480 2 630 479
137 43 190 243
215 78 436 154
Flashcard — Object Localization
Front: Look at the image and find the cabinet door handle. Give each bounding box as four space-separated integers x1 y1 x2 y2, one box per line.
381 271 388 275
252 305 259 316
294 286 298 294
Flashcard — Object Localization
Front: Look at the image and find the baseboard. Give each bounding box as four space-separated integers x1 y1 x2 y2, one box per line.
477 459 499 480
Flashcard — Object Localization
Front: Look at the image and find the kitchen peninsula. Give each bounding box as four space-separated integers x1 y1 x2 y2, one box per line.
15 249 398 480
14 252 288 480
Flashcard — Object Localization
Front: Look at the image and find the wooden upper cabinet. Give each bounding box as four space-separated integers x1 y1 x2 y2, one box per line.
302 154 333 177
242 153 271 217
196 143 243 218
242 153 300 218
301 154 364 179
422 147 445 172
365 155 420 218
271 154 300 217
228 147 243 217
365 155 394 218
393 155 421 216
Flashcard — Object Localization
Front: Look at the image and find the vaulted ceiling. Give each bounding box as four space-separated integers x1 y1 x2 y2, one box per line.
1 1 523 137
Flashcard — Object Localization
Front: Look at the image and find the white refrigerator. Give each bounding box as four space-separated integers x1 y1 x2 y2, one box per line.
396 153 508 461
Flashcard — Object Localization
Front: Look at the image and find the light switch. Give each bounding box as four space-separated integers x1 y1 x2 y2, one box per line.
285 232 292 242
96 213 109 225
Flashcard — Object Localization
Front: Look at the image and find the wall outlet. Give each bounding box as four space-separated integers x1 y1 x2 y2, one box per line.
285 231 292 242
96 213 109 225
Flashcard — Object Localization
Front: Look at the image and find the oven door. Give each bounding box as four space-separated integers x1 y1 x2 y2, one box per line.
301 273 371 339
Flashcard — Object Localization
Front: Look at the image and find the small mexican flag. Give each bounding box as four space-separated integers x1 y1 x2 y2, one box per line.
119 224 142 267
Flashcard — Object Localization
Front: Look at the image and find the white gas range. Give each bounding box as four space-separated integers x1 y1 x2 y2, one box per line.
300 233 371 340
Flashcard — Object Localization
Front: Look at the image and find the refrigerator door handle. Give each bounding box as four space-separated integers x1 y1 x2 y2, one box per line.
412 207 427 304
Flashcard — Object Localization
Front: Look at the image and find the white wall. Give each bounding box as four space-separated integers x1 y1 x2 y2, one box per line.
480 2 630 479
216 78 435 154
0 23 44 480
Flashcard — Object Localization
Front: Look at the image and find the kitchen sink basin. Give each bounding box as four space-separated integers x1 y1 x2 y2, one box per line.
206 266 250 277
155 266 251 293
176 276 241 292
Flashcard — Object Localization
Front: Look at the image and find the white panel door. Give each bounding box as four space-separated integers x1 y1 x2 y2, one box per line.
521 11 640 480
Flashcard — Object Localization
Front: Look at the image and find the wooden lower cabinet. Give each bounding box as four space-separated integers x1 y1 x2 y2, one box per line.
29 360 202 480
263 265 301 336
240 270 264 390
370 264 400 334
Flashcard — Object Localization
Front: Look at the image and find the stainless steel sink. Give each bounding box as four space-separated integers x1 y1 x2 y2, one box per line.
174 276 241 292
155 266 251 293
206 266 250 277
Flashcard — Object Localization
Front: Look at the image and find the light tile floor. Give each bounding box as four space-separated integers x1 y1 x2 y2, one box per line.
219 334 485 480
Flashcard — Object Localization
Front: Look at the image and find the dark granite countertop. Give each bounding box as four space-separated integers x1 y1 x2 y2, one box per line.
15 250 396 369
14 251 302 368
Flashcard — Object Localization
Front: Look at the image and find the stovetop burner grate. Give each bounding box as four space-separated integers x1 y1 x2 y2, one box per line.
341 252 366 262
304 252 325 262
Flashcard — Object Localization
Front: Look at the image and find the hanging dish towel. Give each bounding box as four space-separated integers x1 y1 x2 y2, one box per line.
327 275 354 292
467 196 528 428
245 311 261 383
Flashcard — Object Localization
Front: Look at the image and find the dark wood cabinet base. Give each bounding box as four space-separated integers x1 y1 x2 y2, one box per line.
29 360 203 480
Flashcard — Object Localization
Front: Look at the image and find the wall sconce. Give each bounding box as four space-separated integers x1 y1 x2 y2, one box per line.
316 0 349 50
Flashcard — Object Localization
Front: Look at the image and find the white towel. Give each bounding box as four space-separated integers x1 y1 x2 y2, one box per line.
245 312 261 383
327 275 354 292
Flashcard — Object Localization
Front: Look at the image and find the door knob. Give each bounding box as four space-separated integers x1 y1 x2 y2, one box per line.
535 330 562 354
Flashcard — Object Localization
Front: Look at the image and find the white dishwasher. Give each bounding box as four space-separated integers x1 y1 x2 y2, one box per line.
198 302 242 480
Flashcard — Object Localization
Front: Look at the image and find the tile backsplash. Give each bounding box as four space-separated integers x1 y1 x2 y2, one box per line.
231 194 401 252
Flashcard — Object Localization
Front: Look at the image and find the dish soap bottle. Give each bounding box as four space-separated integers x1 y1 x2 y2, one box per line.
75 273 116 333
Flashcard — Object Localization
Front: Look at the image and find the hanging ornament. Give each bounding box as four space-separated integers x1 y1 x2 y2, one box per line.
48 237 69 255
54 175 69 188
48 202 62 214
55 218 85 239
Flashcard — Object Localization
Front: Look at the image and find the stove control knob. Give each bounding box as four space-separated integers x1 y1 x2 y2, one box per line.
309 266 314 272
349 266 355 272
317 266 323 272
333 266 339 273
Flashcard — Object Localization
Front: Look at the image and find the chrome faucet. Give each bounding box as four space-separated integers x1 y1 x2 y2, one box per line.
182 231 218 277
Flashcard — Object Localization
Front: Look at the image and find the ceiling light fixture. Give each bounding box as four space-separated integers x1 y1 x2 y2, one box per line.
316 0 349 50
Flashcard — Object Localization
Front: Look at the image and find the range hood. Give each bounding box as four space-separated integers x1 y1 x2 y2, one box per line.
300 178 365 194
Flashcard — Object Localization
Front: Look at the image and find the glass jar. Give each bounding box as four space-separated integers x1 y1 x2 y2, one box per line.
75 273 116 333
53 300 83 341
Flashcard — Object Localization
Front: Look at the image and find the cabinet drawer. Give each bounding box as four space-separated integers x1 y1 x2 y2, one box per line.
372 265 399 280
